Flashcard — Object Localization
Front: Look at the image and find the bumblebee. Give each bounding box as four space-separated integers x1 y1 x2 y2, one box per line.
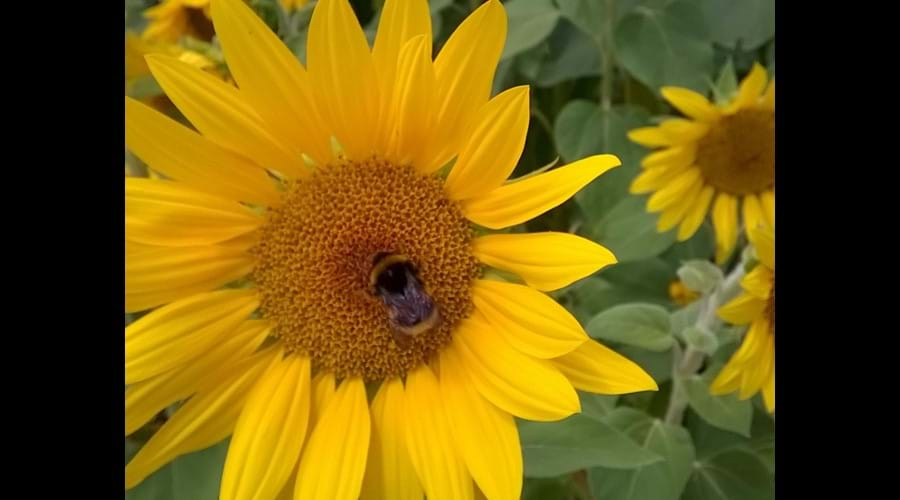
369 252 441 348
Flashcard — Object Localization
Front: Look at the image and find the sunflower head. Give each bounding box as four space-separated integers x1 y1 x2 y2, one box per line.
628 63 775 264
143 0 215 44
712 225 775 412
125 0 657 498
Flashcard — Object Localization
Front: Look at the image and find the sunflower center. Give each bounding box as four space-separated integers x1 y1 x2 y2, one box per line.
252 158 481 381
695 108 775 195
185 7 215 42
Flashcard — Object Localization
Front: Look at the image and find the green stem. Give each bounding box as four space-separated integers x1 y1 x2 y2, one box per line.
664 262 746 424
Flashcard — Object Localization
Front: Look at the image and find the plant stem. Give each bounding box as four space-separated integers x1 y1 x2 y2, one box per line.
664 263 746 424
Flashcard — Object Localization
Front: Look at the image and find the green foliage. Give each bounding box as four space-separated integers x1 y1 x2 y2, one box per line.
123 0 775 497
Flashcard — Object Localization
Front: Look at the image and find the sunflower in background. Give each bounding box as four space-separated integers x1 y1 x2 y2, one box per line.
628 63 775 264
124 1 657 499
711 225 775 412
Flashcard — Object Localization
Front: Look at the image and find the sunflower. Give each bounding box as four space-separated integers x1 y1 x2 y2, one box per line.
710 225 775 413
280 0 310 11
669 279 699 306
628 63 775 264
143 0 215 43
124 0 657 498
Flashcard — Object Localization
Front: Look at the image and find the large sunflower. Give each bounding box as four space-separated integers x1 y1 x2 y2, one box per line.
628 63 775 263
711 226 775 413
124 0 657 499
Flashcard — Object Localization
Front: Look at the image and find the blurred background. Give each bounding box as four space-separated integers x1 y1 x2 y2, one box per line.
125 1 775 498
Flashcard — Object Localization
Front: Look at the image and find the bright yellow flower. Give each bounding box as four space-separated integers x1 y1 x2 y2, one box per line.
143 0 214 43
280 0 310 11
125 31 216 84
711 226 775 413
628 64 775 263
669 280 699 306
124 1 657 498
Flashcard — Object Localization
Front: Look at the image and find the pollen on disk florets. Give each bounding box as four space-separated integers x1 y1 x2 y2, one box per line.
696 108 775 195
252 158 481 381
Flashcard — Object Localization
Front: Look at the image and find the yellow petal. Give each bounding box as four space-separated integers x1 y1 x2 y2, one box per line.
125 97 279 206
125 242 255 313
441 347 522 500
125 289 259 384
750 225 775 271
309 371 336 430
463 154 620 229
125 178 262 247
659 118 710 143
307 0 380 159
739 328 773 399
221 355 311 500
712 192 739 264
760 190 775 228
762 368 775 413
146 54 306 178
212 0 331 164
372 0 432 156
445 86 530 199
677 185 715 241
646 167 702 212
656 180 703 232
629 161 692 194
404 364 474 500
551 339 658 394
710 361 742 395
730 62 768 112
717 292 766 325
641 144 696 169
361 378 423 500
628 126 674 147
472 280 588 359
384 35 436 167
453 315 580 421
661 86 721 122
473 232 616 291
125 320 271 436
741 266 772 300
728 317 769 366
762 79 775 111
294 377 371 500
423 0 507 172
125 346 279 490
742 194 767 240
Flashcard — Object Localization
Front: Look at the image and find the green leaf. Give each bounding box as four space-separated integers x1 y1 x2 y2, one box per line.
586 303 673 352
663 222 716 263
588 195 677 262
712 58 738 105
516 19 603 87
502 0 561 60
670 300 701 339
616 345 672 384
682 325 719 356
682 447 774 500
126 440 230 500
699 0 775 50
677 260 724 294
553 101 649 219
522 477 574 500
590 408 695 500
614 0 715 93
520 413 663 477
683 365 752 436
579 391 620 419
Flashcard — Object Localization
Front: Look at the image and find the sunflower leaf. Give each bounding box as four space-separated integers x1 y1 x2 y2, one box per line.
586 303 673 352
519 413 662 477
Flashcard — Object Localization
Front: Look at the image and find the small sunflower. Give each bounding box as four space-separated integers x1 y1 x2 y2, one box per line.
143 0 215 43
669 279 699 306
280 0 310 11
711 226 775 413
628 63 775 263
124 1 657 499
